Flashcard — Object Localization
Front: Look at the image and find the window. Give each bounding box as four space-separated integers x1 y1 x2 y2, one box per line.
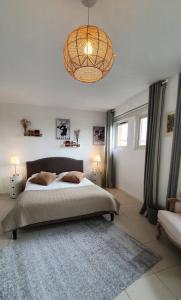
139 116 148 146
117 122 128 146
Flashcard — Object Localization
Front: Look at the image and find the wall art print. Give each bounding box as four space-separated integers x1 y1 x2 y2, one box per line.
56 119 70 140
93 126 105 145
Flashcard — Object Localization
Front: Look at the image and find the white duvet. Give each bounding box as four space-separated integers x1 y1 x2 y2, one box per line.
25 177 94 191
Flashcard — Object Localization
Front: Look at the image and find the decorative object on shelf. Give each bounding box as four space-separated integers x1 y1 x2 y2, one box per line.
27 129 42 137
56 118 70 140
10 156 20 176
74 130 80 146
166 112 175 135
20 119 42 137
94 154 101 170
63 0 114 83
64 140 71 147
93 126 105 145
9 175 22 199
20 119 31 136
63 140 80 148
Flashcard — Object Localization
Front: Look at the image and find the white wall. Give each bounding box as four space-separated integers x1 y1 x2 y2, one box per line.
115 90 149 117
0 103 106 193
114 74 179 206
114 90 149 201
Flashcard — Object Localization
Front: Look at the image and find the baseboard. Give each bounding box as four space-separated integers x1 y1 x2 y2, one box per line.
115 186 143 203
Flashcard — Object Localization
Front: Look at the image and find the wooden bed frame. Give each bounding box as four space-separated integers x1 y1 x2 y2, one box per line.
26 157 84 179
12 157 115 240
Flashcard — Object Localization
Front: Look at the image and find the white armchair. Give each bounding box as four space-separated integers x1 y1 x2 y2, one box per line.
156 198 181 250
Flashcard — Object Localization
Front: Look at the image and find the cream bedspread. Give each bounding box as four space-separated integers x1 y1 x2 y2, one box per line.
2 185 119 232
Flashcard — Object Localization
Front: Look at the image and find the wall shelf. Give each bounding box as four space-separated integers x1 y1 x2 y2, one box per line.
60 145 80 148
24 135 43 137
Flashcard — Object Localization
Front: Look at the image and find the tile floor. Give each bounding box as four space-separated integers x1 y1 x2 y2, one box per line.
0 189 181 300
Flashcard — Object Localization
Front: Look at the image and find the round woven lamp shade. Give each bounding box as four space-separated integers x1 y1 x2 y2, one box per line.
64 25 114 83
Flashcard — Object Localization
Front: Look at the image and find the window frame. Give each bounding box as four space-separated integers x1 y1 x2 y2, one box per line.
135 114 148 149
116 121 129 148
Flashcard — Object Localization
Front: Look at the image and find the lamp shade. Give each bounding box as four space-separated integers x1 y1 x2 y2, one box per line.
64 25 114 83
10 156 20 165
95 154 101 163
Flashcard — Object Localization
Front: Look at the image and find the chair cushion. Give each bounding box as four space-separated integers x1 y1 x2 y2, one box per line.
158 210 181 246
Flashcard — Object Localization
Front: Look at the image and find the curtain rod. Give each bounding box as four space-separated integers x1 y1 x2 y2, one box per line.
114 103 148 122
114 80 167 122
162 79 168 85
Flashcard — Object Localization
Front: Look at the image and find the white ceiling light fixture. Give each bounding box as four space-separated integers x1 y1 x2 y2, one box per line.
63 0 115 83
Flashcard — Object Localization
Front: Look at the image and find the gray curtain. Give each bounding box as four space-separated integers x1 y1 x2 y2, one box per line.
167 73 181 201
140 81 167 224
105 110 115 188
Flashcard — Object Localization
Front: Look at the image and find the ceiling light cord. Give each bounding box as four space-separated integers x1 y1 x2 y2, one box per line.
86 7 89 49
88 7 90 26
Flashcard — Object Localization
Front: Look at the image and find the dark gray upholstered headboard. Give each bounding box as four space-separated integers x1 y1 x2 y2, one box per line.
26 157 84 179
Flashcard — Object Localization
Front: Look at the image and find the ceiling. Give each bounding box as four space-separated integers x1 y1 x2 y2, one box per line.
0 0 181 111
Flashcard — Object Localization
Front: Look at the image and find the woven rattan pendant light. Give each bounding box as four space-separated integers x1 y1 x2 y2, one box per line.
63 0 114 83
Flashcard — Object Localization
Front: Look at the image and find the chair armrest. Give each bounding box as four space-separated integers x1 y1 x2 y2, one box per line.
175 201 181 213
168 198 177 212
168 198 181 213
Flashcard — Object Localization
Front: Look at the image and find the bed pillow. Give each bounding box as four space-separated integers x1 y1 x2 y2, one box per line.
28 173 38 181
61 171 84 184
29 171 56 186
56 172 68 181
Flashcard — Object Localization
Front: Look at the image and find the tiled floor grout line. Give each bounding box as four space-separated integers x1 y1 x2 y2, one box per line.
155 273 178 300
156 263 181 273
125 289 132 300
142 238 157 244
154 261 181 274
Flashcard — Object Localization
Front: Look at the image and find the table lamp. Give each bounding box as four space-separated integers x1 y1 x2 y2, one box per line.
10 156 20 176
95 154 101 170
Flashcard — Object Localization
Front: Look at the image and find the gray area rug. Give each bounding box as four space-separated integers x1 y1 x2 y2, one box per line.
0 217 160 300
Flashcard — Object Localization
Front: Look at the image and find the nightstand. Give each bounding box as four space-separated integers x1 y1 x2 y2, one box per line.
10 175 22 199
90 171 103 187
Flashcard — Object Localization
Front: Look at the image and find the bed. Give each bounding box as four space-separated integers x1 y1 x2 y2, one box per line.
2 157 119 240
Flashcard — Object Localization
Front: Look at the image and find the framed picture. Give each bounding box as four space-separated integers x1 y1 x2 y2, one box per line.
166 112 175 135
93 126 105 145
56 119 70 140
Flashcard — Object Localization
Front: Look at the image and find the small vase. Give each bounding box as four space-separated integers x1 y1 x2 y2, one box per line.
24 126 28 136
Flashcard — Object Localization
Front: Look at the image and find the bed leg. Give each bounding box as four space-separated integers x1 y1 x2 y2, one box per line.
12 229 17 240
156 222 161 240
110 213 114 222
